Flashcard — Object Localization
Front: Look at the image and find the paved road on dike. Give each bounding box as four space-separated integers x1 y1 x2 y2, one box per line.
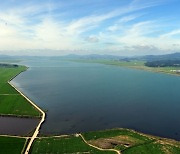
8 81 45 154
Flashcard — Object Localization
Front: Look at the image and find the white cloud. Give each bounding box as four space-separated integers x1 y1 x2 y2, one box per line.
160 29 180 38
0 0 179 56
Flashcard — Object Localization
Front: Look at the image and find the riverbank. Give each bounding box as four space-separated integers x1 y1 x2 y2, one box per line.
71 59 180 76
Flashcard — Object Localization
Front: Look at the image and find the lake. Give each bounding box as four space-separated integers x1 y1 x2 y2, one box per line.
11 59 180 140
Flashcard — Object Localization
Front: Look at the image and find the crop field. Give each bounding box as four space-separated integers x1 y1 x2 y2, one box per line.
0 136 27 154
0 65 40 117
31 135 115 154
0 95 40 117
30 129 180 153
122 142 180 154
83 129 180 154
0 66 26 82
0 83 19 94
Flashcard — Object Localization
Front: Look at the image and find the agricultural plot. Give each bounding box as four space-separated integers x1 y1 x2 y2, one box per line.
0 65 40 117
0 136 27 154
83 129 180 154
31 135 116 154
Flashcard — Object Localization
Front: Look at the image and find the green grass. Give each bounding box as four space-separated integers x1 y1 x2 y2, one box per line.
167 145 180 154
0 95 40 117
83 129 180 154
122 142 180 154
122 142 164 154
83 129 154 151
0 65 40 117
0 66 26 82
83 128 151 142
0 136 26 154
31 136 116 154
0 83 19 94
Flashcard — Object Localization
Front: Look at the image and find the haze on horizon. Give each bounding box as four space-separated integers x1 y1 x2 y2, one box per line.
0 0 180 56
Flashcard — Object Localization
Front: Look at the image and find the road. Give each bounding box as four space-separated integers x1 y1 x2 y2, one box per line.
8 81 45 154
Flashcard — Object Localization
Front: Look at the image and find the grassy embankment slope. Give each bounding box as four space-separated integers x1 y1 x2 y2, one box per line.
83 129 180 154
0 65 40 117
0 136 27 154
31 135 115 154
30 129 180 154
72 59 180 76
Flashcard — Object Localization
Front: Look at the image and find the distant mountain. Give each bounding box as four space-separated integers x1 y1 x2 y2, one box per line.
59 53 180 61
51 54 125 60
1 52 180 62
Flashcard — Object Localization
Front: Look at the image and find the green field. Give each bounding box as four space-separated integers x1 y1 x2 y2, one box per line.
0 95 40 117
72 59 180 76
0 83 18 94
0 136 27 154
0 65 27 82
123 142 180 154
30 129 180 153
0 65 40 117
31 135 115 154
83 129 180 154
83 128 152 142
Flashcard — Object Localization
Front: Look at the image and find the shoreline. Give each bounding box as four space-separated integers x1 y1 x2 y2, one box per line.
7 66 46 154
71 59 180 77
122 65 180 77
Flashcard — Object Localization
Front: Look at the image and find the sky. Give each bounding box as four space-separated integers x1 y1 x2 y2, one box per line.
0 0 180 56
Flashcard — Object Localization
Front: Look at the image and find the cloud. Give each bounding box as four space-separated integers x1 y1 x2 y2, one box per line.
0 0 179 56
160 29 180 38
84 36 99 43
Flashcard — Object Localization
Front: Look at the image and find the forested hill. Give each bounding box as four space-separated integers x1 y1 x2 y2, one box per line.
0 63 18 68
145 60 180 67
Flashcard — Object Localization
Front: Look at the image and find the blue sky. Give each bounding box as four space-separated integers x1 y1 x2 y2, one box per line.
0 0 180 56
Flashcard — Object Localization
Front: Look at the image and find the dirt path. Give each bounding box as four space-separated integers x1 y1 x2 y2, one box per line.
0 134 28 139
78 134 121 154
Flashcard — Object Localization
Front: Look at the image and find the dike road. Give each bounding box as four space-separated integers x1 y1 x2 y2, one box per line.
8 70 46 154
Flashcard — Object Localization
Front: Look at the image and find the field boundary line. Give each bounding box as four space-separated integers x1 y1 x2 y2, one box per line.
0 134 28 139
21 138 29 154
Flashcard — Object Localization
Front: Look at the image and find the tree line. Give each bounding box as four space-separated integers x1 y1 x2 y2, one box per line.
145 60 180 67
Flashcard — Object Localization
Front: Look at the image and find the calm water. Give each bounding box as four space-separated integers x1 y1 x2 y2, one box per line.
12 59 180 140
0 117 39 135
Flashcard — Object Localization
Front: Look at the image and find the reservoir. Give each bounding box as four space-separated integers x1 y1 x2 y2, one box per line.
11 59 180 140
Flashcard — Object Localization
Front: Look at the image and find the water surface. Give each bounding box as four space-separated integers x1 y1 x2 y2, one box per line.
12 59 180 140
0 116 39 135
